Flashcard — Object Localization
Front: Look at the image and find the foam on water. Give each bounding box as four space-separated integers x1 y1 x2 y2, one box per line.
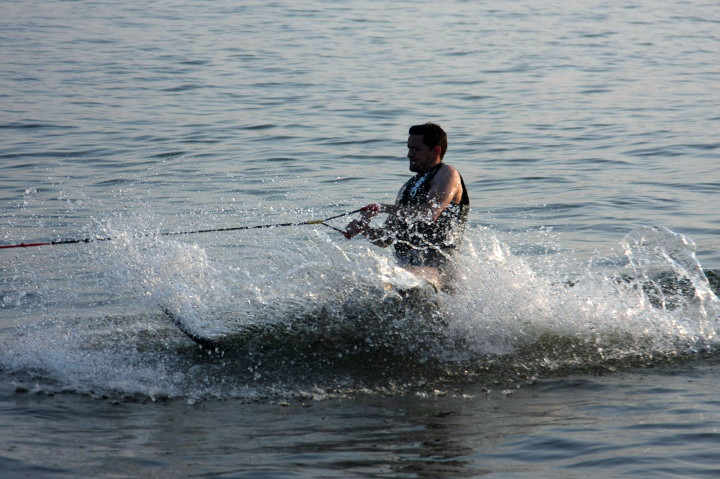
1 210 719 401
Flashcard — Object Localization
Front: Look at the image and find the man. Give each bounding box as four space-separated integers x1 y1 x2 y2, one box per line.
345 122 469 289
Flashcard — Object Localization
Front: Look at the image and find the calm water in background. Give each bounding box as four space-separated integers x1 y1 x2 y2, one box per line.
1 0 720 477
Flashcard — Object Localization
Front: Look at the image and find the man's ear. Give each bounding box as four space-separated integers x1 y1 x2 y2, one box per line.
433 145 442 158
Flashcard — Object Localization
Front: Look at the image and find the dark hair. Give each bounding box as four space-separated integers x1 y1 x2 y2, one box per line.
409 122 447 159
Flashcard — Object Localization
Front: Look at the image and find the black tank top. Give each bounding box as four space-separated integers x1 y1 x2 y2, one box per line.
392 164 469 268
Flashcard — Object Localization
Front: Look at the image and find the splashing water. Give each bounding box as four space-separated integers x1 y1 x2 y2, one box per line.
115 221 720 387
444 226 719 376
620 226 719 343
2 214 719 401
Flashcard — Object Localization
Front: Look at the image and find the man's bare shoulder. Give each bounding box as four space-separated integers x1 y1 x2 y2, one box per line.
428 163 464 207
433 163 461 185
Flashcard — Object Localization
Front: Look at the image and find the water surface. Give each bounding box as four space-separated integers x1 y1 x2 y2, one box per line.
1 0 719 477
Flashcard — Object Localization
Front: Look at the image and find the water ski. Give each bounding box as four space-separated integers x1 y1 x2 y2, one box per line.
162 307 220 350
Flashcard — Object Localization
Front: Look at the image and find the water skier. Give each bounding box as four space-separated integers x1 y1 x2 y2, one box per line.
345 122 469 290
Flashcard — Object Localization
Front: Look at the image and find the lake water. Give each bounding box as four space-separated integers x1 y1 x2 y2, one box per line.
1 0 719 477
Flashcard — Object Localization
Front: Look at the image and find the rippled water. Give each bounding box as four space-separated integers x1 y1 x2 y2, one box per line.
1 0 719 477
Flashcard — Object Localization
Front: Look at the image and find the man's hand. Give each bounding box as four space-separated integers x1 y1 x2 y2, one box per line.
360 203 381 218
360 203 380 212
345 204 396 247
344 204 380 238
344 219 368 239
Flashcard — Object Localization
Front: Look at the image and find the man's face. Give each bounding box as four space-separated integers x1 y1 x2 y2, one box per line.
407 135 437 173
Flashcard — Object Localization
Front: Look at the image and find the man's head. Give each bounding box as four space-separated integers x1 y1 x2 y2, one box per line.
407 122 447 172
409 123 447 159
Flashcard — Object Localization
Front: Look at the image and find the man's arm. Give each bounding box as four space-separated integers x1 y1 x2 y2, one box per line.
425 164 464 220
344 164 463 244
